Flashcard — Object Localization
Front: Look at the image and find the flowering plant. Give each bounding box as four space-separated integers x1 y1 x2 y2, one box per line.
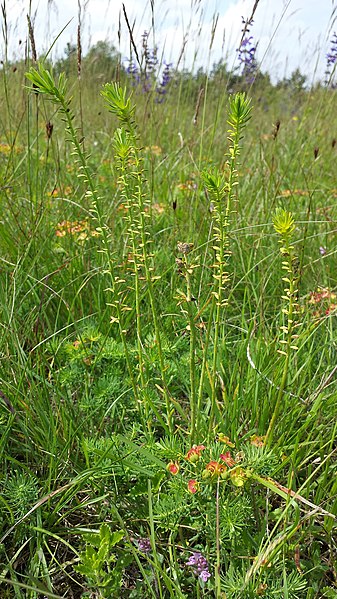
125 31 173 102
237 16 258 84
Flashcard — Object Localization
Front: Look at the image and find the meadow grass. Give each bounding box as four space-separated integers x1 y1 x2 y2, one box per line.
0 3 337 597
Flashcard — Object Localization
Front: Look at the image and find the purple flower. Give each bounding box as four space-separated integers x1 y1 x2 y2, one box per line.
325 32 337 87
142 31 158 75
237 17 258 84
137 537 151 553
125 32 173 101
186 551 211 582
156 62 173 102
199 570 212 582
125 60 140 86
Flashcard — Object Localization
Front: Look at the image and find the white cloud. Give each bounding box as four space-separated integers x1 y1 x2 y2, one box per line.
1 0 335 82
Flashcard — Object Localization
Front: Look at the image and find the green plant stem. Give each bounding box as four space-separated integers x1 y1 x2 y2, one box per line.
148 479 164 599
27 68 142 416
266 226 297 447
186 297 197 443
265 353 290 447
103 84 175 433
208 125 240 438
215 478 222 598
196 299 215 435
119 164 149 431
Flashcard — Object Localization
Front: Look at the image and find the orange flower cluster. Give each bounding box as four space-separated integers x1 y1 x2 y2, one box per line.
0 141 23 155
55 220 87 237
203 460 227 478
117 202 165 215
250 434 265 448
176 180 197 192
308 287 337 317
279 189 309 197
55 219 100 240
145 145 163 156
166 436 244 494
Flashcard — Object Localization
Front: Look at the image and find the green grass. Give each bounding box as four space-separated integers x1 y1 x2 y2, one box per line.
0 10 337 598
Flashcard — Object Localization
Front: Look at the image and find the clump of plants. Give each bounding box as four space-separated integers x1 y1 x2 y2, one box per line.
0 7 336 597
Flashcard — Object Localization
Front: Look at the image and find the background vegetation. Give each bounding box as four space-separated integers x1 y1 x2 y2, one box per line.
0 3 336 597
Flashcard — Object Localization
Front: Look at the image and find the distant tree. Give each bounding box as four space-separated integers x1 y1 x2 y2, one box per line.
210 59 240 89
277 68 307 91
54 43 77 77
83 40 121 82
173 67 206 103
54 40 121 82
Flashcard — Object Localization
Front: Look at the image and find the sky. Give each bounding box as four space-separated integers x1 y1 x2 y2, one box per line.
3 0 337 83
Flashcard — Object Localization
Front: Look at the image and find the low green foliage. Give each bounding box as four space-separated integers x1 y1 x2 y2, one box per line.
74 524 126 597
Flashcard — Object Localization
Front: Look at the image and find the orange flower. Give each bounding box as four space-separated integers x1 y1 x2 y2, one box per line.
250 434 265 448
48 186 72 197
55 219 87 237
309 288 336 304
279 189 292 197
326 304 337 315
167 461 179 475
186 444 206 462
145 145 162 156
220 451 236 467
204 461 227 477
187 479 199 494
176 180 197 192
152 202 165 214
217 434 235 447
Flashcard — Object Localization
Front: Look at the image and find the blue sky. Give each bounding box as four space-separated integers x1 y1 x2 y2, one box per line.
5 0 337 82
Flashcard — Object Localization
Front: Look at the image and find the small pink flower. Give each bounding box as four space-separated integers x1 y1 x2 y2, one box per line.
220 451 236 467
167 461 179 475
187 479 199 494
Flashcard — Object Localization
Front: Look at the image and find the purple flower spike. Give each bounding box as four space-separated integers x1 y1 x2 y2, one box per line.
125 31 173 101
155 62 173 102
186 551 211 582
325 32 337 87
237 16 258 84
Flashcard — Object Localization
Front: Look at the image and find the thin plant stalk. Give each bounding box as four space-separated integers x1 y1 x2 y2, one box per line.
215 478 221 598
176 244 199 442
201 93 252 438
102 83 176 432
266 208 300 446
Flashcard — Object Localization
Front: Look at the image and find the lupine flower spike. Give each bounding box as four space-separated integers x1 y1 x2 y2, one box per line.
237 16 258 84
325 32 337 87
125 31 172 102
